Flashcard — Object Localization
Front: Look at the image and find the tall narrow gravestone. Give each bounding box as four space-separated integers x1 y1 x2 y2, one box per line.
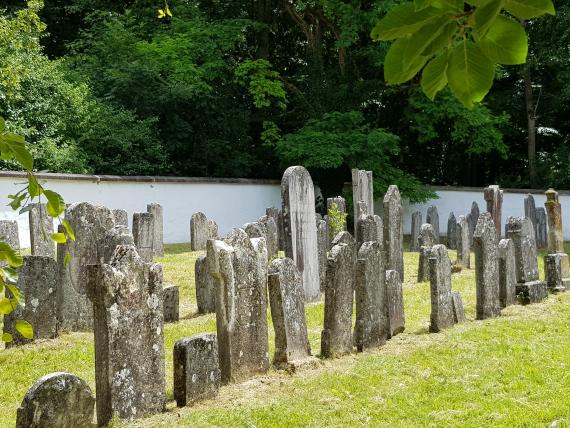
112 209 128 227
351 169 374 236
265 207 284 252
321 232 355 358
429 245 455 332
281 166 320 301
132 212 154 262
484 185 503 239
195 255 215 314
317 219 328 291
469 202 480 247
417 224 436 282
386 269 405 338
207 229 269 383
473 213 501 320
29 203 55 257
447 212 457 250
456 215 470 269
383 185 404 281
410 211 422 252
544 189 570 291
147 203 164 257
426 206 439 244
87 245 165 426
524 194 537 238
191 212 218 251
498 239 517 308
536 208 547 249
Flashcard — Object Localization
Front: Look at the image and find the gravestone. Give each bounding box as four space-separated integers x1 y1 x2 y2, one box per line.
163 283 179 322
265 207 284 251
545 254 568 292
147 203 164 257
498 239 517 307
356 214 379 250
281 166 320 301
355 241 387 351
259 215 279 258
524 193 537 238
207 219 218 242
417 223 436 282
544 188 570 291
174 334 221 407
451 291 466 324
3 256 58 347
87 245 165 426
473 213 501 320
351 169 374 235
426 206 439 244
428 244 455 332
190 212 209 251
132 212 154 262
506 216 547 304
383 185 404 281
112 209 128 227
207 229 269 383
447 212 457 250
268 257 311 365
16 372 95 428
410 211 422 252
386 269 405 338
195 255 215 314
456 215 470 269
469 201 480 246
321 231 355 358
0 219 19 250
536 207 547 249
317 219 328 292
99 225 134 264
29 203 55 257
484 185 503 239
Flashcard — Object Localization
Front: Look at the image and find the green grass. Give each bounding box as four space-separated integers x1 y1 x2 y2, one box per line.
1 243 570 427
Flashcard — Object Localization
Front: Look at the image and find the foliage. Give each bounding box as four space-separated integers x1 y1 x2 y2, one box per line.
327 201 347 239
235 60 288 110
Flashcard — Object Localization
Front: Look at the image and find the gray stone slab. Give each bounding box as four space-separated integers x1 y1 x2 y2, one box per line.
426 206 439 244
498 239 517 308
428 245 454 332
112 209 128 227
132 212 154 262
195 255 215 314
265 207 284 252
317 219 328 292
474 213 501 320
447 212 457 250
29 203 55 257
0 219 19 251
506 216 540 283
545 253 569 292
383 185 404 281
451 291 466 324
417 224 436 282
410 211 422 252
484 185 503 239
456 215 470 269
469 202 480 247
99 225 135 264
386 269 405 338
163 283 179 322
351 169 374 235
536 208 547 249
259 215 279 259
191 212 209 251
147 203 164 257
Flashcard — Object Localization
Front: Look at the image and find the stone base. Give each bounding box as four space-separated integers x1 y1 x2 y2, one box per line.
275 356 322 373
516 280 548 305
545 253 570 292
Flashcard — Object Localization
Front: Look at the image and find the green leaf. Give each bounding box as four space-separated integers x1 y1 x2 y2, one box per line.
384 37 429 84
15 320 33 339
371 3 442 40
424 21 458 55
44 190 65 217
2 267 18 285
421 52 450 100
504 0 555 19
478 16 528 64
447 40 495 108
0 117 5 132
28 174 42 197
403 16 454 68
472 0 504 39
63 252 71 268
62 218 75 241
440 0 464 11
0 297 14 315
11 143 33 170
0 242 23 267
51 232 67 244
414 0 434 10
6 284 21 302
2 333 12 342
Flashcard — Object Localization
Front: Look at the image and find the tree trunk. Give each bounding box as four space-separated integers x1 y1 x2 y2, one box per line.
523 60 537 187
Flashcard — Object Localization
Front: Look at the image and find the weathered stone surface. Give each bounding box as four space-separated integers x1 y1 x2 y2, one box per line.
544 189 570 289
4 256 58 347
195 255 215 314
268 257 311 364
321 231 355 358
383 185 404 281
259 215 278 258
29 203 55 257
87 245 165 426
356 214 378 249
163 283 179 322
281 166 320 301
428 245 455 332
498 239 517 308
207 229 269 383
474 213 501 320
190 212 209 251
456 215 470 269
355 200 368 222
0 219 19 250
426 206 439 244
536 208 548 249
386 269 405 338
545 253 570 292
484 185 503 239
132 212 154 262
174 334 220 407
355 241 387 351
451 291 466 324
57 202 115 332
100 225 135 264
16 372 95 428
417 224 436 282
112 209 129 227
317 219 328 292
524 194 537 239
374 215 383 245
410 211 422 252
147 203 164 257
469 202 480 246
351 169 374 234
447 212 457 250
266 207 284 251
207 219 218 242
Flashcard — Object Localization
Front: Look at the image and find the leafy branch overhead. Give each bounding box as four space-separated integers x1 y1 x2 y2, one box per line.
371 0 555 107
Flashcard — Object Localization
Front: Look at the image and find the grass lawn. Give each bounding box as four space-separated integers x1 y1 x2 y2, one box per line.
1 243 570 427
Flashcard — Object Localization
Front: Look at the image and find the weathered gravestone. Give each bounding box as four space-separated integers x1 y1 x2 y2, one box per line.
426 206 440 244
505 216 547 304
428 245 455 332
355 241 387 351
474 213 501 320
16 372 95 428
99 225 134 264
383 185 404 281
29 203 55 257
207 229 269 383
87 245 165 426
266 207 284 252
417 223 436 282
410 211 422 252
524 193 537 238
456 215 470 269
281 166 320 301
544 188 570 291
191 212 218 251
259 215 279 258
195 255 215 314
536 207 547 249
147 203 164 257
386 269 405 338
132 212 154 262
356 214 380 250
351 169 374 235
112 209 128 227
498 239 517 308
484 185 503 239
57 202 115 332
321 231 355 358
447 212 457 250
0 219 19 250
163 283 179 322
468 201 480 247
268 257 312 365
451 291 466 324
317 219 328 292
3 256 58 347
174 334 221 407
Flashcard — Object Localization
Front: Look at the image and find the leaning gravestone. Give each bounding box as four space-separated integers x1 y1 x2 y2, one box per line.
456 215 470 269
355 241 387 351
29 203 55 257
351 169 374 235
112 209 128 227
0 219 19 250
451 291 466 324
498 239 517 308
417 223 436 282
484 185 503 239
174 334 221 407
474 213 501 320
281 166 320 301
163 283 180 323
268 257 312 365
544 188 570 291
147 203 164 257
87 245 165 426
410 211 422 252
469 201 480 247
132 212 154 262
195 255 215 314
428 245 455 332
321 231 356 358
16 372 95 428
536 207 547 249
207 229 269 383
317 219 328 292
3 256 58 347
386 269 405 338
383 185 404 281
190 212 209 251
426 206 439 244
447 212 457 250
